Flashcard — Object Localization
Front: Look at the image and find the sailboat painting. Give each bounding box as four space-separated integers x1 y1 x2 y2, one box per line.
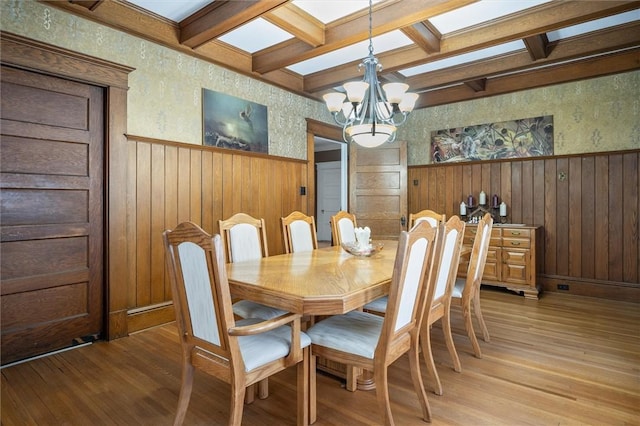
203 89 269 153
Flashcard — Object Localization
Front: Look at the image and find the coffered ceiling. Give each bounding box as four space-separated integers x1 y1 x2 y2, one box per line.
53 0 640 109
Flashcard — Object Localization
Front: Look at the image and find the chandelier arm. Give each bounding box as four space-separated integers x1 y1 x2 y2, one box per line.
330 111 349 127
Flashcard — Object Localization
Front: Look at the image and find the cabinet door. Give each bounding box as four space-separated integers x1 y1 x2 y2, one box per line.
482 247 501 282
502 248 530 285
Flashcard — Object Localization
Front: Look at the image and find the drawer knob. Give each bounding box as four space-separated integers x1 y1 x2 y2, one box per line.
511 241 521 246
511 231 521 235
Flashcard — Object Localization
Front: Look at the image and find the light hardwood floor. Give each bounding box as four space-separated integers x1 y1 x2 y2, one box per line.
2 288 639 425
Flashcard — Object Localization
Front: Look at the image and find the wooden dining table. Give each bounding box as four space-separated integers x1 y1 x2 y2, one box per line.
226 240 398 316
227 241 398 424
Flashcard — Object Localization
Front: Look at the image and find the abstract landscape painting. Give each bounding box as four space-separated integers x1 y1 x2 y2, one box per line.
203 89 268 153
431 115 553 163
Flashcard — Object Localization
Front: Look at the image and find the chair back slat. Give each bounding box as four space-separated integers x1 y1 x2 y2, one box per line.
282 211 318 253
378 220 439 352
409 209 446 229
330 211 357 246
394 236 429 332
433 227 461 300
337 217 356 244
290 220 315 252
465 213 494 297
177 241 221 345
229 223 263 262
219 213 269 263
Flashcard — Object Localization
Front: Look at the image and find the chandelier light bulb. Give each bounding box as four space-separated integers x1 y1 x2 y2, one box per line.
343 81 369 103
323 92 346 113
382 83 409 104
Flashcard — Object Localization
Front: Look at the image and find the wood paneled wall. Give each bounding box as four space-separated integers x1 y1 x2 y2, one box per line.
408 149 640 301
125 135 311 330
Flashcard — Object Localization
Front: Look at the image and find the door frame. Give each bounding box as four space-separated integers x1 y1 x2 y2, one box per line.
1 33 134 340
306 119 345 221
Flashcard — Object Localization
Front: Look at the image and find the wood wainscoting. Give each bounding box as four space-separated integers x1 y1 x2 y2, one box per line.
408 149 639 301
124 135 313 332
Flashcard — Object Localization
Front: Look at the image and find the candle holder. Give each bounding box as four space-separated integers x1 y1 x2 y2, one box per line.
461 192 507 224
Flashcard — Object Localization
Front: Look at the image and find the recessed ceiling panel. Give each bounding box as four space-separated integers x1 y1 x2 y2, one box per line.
400 40 526 76
218 18 293 53
288 30 413 75
292 0 382 24
128 0 211 21
547 9 640 41
429 0 553 34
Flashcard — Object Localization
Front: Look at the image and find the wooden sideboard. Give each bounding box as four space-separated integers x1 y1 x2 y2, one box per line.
458 224 544 300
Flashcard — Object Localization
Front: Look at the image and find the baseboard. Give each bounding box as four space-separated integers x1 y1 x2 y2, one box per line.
127 302 175 334
540 275 640 303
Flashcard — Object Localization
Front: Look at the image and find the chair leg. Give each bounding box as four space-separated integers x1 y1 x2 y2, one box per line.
258 378 269 399
244 384 255 404
230 381 246 426
419 324 443 395
173 362 195 426
442 309 462 373
462 298 483 358
408 344 432 423
346 366 358 392
374 366 394 426
309 354 317 425
473 289 490 342
297 347 310 426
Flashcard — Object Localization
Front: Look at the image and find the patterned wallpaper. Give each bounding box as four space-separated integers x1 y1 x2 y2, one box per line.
2 0 638 165
401 71 640 165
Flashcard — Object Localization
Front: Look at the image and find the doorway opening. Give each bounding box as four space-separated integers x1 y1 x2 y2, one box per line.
314 137 347 244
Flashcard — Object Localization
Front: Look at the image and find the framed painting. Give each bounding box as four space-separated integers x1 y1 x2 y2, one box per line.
202 89 269 153
431 115 553 163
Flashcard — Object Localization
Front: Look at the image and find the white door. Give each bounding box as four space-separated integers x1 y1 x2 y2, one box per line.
316 161 342 242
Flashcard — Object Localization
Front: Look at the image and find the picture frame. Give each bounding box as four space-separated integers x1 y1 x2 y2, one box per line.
202 89 269 153
431 115 553 163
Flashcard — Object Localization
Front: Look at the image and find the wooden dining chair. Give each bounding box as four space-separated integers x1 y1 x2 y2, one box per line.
306 220 440 425
281 211 318 253
218 213 288 322
330 210 357 246
219 213 289 401
409 209 446 229
360 216 466 396
163 221 310 426
419 215 466 396
451 212 493 358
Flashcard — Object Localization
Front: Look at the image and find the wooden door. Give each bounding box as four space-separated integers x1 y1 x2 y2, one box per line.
349 141 407 241
0 66 104 365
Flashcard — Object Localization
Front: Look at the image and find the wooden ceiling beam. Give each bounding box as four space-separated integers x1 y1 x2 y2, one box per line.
524 34 551 60
401 22 441 54
263 3 325 47
303 1 640 93
416 48 640 108
180 0 289 48
404 21 640 93
68 0 103 11
252 0 476 74
464 78 487 92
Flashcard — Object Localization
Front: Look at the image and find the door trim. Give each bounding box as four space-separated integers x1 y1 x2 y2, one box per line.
1 32 134 339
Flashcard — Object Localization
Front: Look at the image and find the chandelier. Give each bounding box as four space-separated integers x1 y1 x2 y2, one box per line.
323 0 418 148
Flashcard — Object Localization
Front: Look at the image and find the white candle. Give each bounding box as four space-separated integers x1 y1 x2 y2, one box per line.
500 202 507 217
479 191 486 205
460 201 467 216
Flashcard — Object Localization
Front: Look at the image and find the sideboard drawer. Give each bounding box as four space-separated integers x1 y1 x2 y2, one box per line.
502 238 531 249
